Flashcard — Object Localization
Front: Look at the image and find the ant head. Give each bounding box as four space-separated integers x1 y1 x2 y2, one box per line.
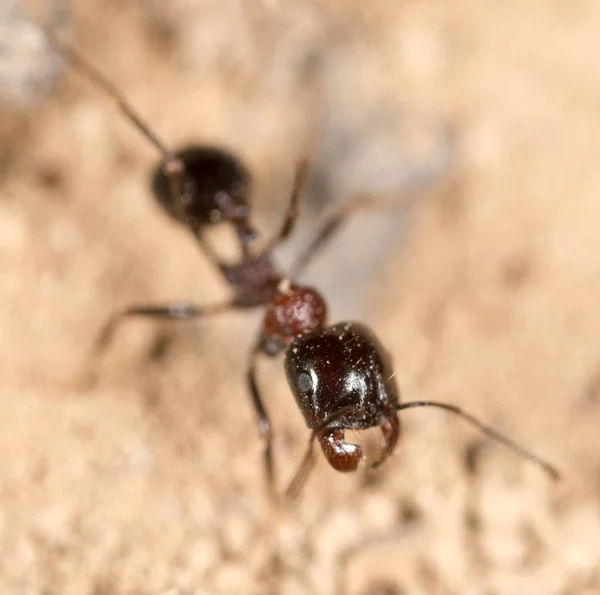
151 144 252 235
284 320 560 488
284 321 401 470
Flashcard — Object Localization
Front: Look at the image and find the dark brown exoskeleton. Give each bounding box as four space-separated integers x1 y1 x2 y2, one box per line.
151 144 254 245
49 31 560 500
285 322 400 474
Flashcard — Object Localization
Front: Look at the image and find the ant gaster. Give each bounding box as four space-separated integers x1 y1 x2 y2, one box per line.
50 32 560 500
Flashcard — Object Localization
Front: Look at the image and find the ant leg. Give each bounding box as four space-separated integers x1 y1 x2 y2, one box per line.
284 429 359 502
247 343 276 493
289 195 381 277
284 436 316 502
95 301 234 353
284 429 362 501
290 126 455 277
262 158 310 255
284 405 361 501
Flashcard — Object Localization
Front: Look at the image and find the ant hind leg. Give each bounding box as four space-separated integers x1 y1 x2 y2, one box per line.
94 301 235 355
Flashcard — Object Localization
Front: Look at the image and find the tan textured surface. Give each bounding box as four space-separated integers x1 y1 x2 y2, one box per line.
1 1 599 593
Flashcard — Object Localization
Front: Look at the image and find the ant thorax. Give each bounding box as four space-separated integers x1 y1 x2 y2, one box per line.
261 279 328 355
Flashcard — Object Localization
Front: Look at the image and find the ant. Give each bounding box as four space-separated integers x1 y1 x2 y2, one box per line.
49 31 560 500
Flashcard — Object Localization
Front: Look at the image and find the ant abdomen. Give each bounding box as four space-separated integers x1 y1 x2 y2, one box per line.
151 144 252 235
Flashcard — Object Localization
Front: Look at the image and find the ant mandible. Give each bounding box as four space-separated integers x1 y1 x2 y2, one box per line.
49 32 560 500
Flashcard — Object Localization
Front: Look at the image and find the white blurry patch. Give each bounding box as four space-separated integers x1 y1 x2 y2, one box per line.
0 0 68 106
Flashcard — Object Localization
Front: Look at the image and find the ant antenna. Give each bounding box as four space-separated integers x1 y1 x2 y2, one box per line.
396 400 560 480
44 28 221 258
44 29 173 159
44 28 190 207
285 401 560 501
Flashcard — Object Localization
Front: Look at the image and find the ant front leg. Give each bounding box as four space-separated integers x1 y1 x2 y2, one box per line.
247 342 277 493
290 194 387 277
290 126 455 277
262 158 309 256
95 301 235 354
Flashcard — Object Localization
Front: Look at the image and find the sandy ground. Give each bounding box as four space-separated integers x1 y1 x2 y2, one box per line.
1 1 600 593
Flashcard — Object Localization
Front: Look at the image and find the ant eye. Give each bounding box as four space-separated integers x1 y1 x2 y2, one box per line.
297 370 315 394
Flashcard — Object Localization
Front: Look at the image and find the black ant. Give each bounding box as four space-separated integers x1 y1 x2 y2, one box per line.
49 32 560 500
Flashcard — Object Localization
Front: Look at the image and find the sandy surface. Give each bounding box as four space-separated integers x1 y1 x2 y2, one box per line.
1 1 599 593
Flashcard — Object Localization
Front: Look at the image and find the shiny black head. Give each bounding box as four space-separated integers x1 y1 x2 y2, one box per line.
151 144 252 234
283 321 560 483
284 321 400 432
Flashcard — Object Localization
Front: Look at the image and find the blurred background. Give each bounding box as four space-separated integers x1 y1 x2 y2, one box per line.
0 0 599 593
